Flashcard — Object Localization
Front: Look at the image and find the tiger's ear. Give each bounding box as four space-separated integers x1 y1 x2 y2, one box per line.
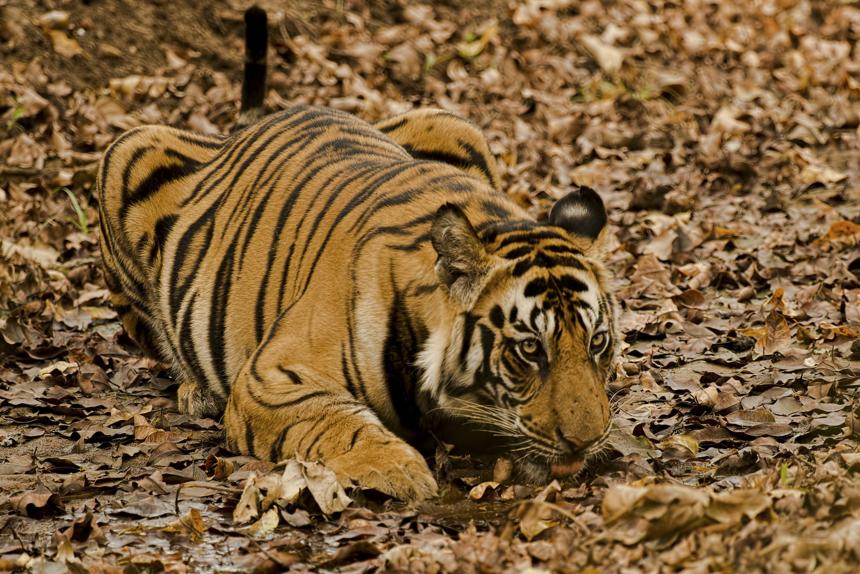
431 204 491 306
548 186 609 255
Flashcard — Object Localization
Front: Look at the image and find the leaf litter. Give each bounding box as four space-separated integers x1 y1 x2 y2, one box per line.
1 0 859 571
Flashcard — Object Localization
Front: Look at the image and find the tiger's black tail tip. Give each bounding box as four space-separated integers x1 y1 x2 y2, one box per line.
239 5 268 121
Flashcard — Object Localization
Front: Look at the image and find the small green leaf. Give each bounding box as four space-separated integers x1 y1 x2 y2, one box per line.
63 187 90 235
779 462 792 487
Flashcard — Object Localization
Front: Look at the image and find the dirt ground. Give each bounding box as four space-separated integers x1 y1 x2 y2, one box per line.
1 0 859 572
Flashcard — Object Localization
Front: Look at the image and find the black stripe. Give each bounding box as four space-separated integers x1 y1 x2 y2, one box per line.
529 307 541 330
298 162 416 294
499 245 531 260
99 127 146 202
349 171 462 233
248 387 326 409
270 425 289 461
413 283 438 296
382 270 427 432
556 274 588 293
376 117 408 134
524 278 548 297
288 161 390 285
277 367 303 385
120 146 153 203
495 229 567 250
304 421 344 459
512 258 534 277
224 117 343 231
501 353 520 375
541 255 587 271
254 160 327 341
388 230 431 252
148 214 178 266
489 305 505 329
273 141 398 315
341 349 357 397
233 123 337 268
244 420 256 457
177 132 223 149
348 427 363 449
402 146 474 174
208 244 235 397
119 149 200 222
460 139 496 188
459 313 478 365
177 293 208 396
543 243 583 255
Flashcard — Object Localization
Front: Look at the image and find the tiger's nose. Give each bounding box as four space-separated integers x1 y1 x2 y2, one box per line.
556 429 598 454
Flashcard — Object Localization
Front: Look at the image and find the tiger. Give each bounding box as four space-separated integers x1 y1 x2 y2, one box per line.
96 6 618 501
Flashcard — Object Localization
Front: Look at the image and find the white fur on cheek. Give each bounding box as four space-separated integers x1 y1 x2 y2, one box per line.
416 328 449 401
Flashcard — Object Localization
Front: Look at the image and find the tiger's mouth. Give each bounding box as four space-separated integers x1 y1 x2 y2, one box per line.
513 428 613 483
550 453 586 478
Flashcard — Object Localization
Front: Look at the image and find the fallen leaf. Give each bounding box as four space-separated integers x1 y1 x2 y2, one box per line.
248 507 280 536
468 481 500 500
44 29 84 58
14 487 64 518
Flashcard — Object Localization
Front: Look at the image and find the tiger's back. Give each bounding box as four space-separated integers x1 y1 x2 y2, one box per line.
99 105 522 429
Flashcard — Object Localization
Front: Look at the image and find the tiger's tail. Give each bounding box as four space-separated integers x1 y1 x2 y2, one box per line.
237 5 268 128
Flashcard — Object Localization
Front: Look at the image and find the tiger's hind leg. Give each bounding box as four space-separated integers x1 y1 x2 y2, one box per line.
375 109 502 191
97 125 225 417
104 235 222 417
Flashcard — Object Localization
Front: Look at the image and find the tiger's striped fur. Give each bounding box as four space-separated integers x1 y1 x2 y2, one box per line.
97 8 618 501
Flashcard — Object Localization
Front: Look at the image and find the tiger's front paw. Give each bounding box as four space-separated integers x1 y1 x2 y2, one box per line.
327 438 438 502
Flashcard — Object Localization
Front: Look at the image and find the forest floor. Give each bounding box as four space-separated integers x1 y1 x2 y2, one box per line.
1 0 859 572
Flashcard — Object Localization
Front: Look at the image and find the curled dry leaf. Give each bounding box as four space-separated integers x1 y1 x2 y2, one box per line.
233 472 261 524
302 460 351 514
233 459 351 525
468 481 499 500
14 486 64 518
64 511 105 544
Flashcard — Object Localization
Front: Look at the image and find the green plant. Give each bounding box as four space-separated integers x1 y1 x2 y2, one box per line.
5 103 25 131
63 188 90 235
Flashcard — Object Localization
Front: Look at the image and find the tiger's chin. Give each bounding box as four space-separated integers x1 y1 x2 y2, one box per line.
512 454 586 484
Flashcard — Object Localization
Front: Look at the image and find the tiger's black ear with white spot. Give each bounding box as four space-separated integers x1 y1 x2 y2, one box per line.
549 186 609 254
431 204 492 306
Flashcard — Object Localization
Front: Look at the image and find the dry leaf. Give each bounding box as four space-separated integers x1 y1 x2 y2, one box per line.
468 481 499 500
248 507 280 536
45 29 84 58
580 35 624 74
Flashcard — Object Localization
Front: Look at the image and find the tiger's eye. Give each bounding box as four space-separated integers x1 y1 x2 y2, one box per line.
590 332 607 354
518 338 542 359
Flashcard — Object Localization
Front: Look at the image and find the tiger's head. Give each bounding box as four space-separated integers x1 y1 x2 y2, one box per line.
419 186 618 482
